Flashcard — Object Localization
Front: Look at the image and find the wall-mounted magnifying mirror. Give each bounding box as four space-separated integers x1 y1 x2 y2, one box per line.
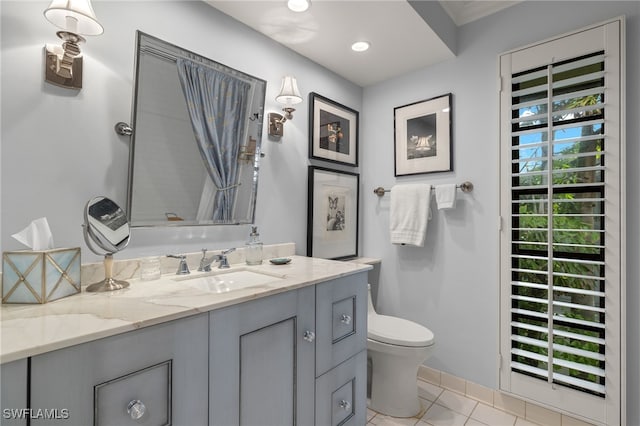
83 196 131 292
126 31 266 227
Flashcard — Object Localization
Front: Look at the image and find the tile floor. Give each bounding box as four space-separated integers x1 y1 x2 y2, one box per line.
366 379 548 426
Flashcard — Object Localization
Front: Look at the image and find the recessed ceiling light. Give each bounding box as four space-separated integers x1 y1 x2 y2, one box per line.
287 0 310 12
351 41 370 52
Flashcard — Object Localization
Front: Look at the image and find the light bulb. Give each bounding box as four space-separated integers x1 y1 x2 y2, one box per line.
351 41 370 52
287 0 310 13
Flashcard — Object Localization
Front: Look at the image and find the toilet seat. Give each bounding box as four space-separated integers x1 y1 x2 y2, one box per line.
368 314 434 347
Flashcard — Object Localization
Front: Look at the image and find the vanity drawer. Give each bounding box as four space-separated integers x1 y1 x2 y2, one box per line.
332 296 355 342
315 350 366 426
94 360 171 426
315 272 367 376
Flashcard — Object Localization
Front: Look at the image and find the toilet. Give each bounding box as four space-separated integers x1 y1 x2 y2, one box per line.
367 285 435 418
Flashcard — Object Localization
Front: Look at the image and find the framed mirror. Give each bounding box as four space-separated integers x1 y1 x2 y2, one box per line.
127 31 266 227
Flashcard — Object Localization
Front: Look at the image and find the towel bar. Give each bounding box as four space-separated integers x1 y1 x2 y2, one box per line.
373 181 474 197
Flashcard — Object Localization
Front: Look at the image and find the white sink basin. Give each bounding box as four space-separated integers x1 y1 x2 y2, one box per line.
174 269 284 293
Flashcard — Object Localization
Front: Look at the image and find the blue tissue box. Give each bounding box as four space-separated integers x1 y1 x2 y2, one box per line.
2 248 81 304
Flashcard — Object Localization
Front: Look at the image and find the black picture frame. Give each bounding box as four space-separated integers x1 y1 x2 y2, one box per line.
394 93 453 176
309 92 359 166
307 166 359 260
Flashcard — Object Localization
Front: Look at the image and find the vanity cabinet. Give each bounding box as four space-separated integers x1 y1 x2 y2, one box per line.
1 359 28 426
29 313 209 426
6 268 368 426
209 272 368 426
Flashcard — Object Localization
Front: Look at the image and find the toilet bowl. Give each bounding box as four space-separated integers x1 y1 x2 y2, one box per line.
367 286 435 418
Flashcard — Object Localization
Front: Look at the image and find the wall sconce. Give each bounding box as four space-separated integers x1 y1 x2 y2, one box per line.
268 76 303 137
43 0 104 90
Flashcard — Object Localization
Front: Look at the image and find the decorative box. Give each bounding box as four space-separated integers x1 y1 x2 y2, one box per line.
2 248 81 304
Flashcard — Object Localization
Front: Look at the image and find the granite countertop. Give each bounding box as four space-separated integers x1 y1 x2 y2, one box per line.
0 255 371 364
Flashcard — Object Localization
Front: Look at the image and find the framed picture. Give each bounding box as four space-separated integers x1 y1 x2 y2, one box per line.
307 166 359 260
309 92 359 166
394 93 452 176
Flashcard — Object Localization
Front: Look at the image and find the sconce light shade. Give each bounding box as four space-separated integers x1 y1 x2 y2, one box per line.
44 0 103 35
275 76 302 106
43 0 103 90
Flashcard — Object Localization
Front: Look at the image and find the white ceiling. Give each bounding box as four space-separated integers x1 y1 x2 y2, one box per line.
440 0 520 25
205 0 521 87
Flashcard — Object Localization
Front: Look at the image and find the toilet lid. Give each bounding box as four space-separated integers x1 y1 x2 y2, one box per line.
368 314 435 347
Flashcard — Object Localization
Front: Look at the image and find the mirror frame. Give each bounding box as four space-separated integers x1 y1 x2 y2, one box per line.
126 31 267 228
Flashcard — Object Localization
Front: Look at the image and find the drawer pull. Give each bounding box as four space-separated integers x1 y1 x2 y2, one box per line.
303 330 316 342
127 399 146 420
339 399 351 411
340 314 352 325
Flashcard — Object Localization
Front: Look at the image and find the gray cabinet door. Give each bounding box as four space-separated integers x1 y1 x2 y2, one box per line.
315 350 367 426
315 272 368 376
30 314 209 426
1 359 27 426
209 286 315 426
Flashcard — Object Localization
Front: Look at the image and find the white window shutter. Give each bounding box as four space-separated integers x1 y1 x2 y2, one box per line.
499 19 624 425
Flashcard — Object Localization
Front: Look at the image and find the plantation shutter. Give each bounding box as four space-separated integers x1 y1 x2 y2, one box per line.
499 20 623 425
510 50 607 396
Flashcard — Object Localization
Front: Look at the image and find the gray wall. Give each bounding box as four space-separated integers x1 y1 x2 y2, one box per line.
360 1 639 423
0 1 362 260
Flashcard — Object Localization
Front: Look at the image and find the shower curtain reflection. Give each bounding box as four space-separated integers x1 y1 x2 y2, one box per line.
176 58 250 222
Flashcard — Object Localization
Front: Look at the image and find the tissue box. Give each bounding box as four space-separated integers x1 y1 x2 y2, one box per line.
2 248 81 304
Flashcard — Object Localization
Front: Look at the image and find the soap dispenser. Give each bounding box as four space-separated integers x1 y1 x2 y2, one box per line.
245 226 263 265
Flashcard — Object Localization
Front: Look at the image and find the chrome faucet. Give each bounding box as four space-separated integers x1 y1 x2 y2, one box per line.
167 254 190 275
198 248 236 272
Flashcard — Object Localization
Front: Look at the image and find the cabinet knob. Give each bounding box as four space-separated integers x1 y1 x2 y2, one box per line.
340 314 352 325
339 399 351 411
303 330 316 342
127 399 146 420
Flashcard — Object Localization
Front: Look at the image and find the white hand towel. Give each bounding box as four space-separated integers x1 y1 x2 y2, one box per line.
390 184 431 247
435 184 457 210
